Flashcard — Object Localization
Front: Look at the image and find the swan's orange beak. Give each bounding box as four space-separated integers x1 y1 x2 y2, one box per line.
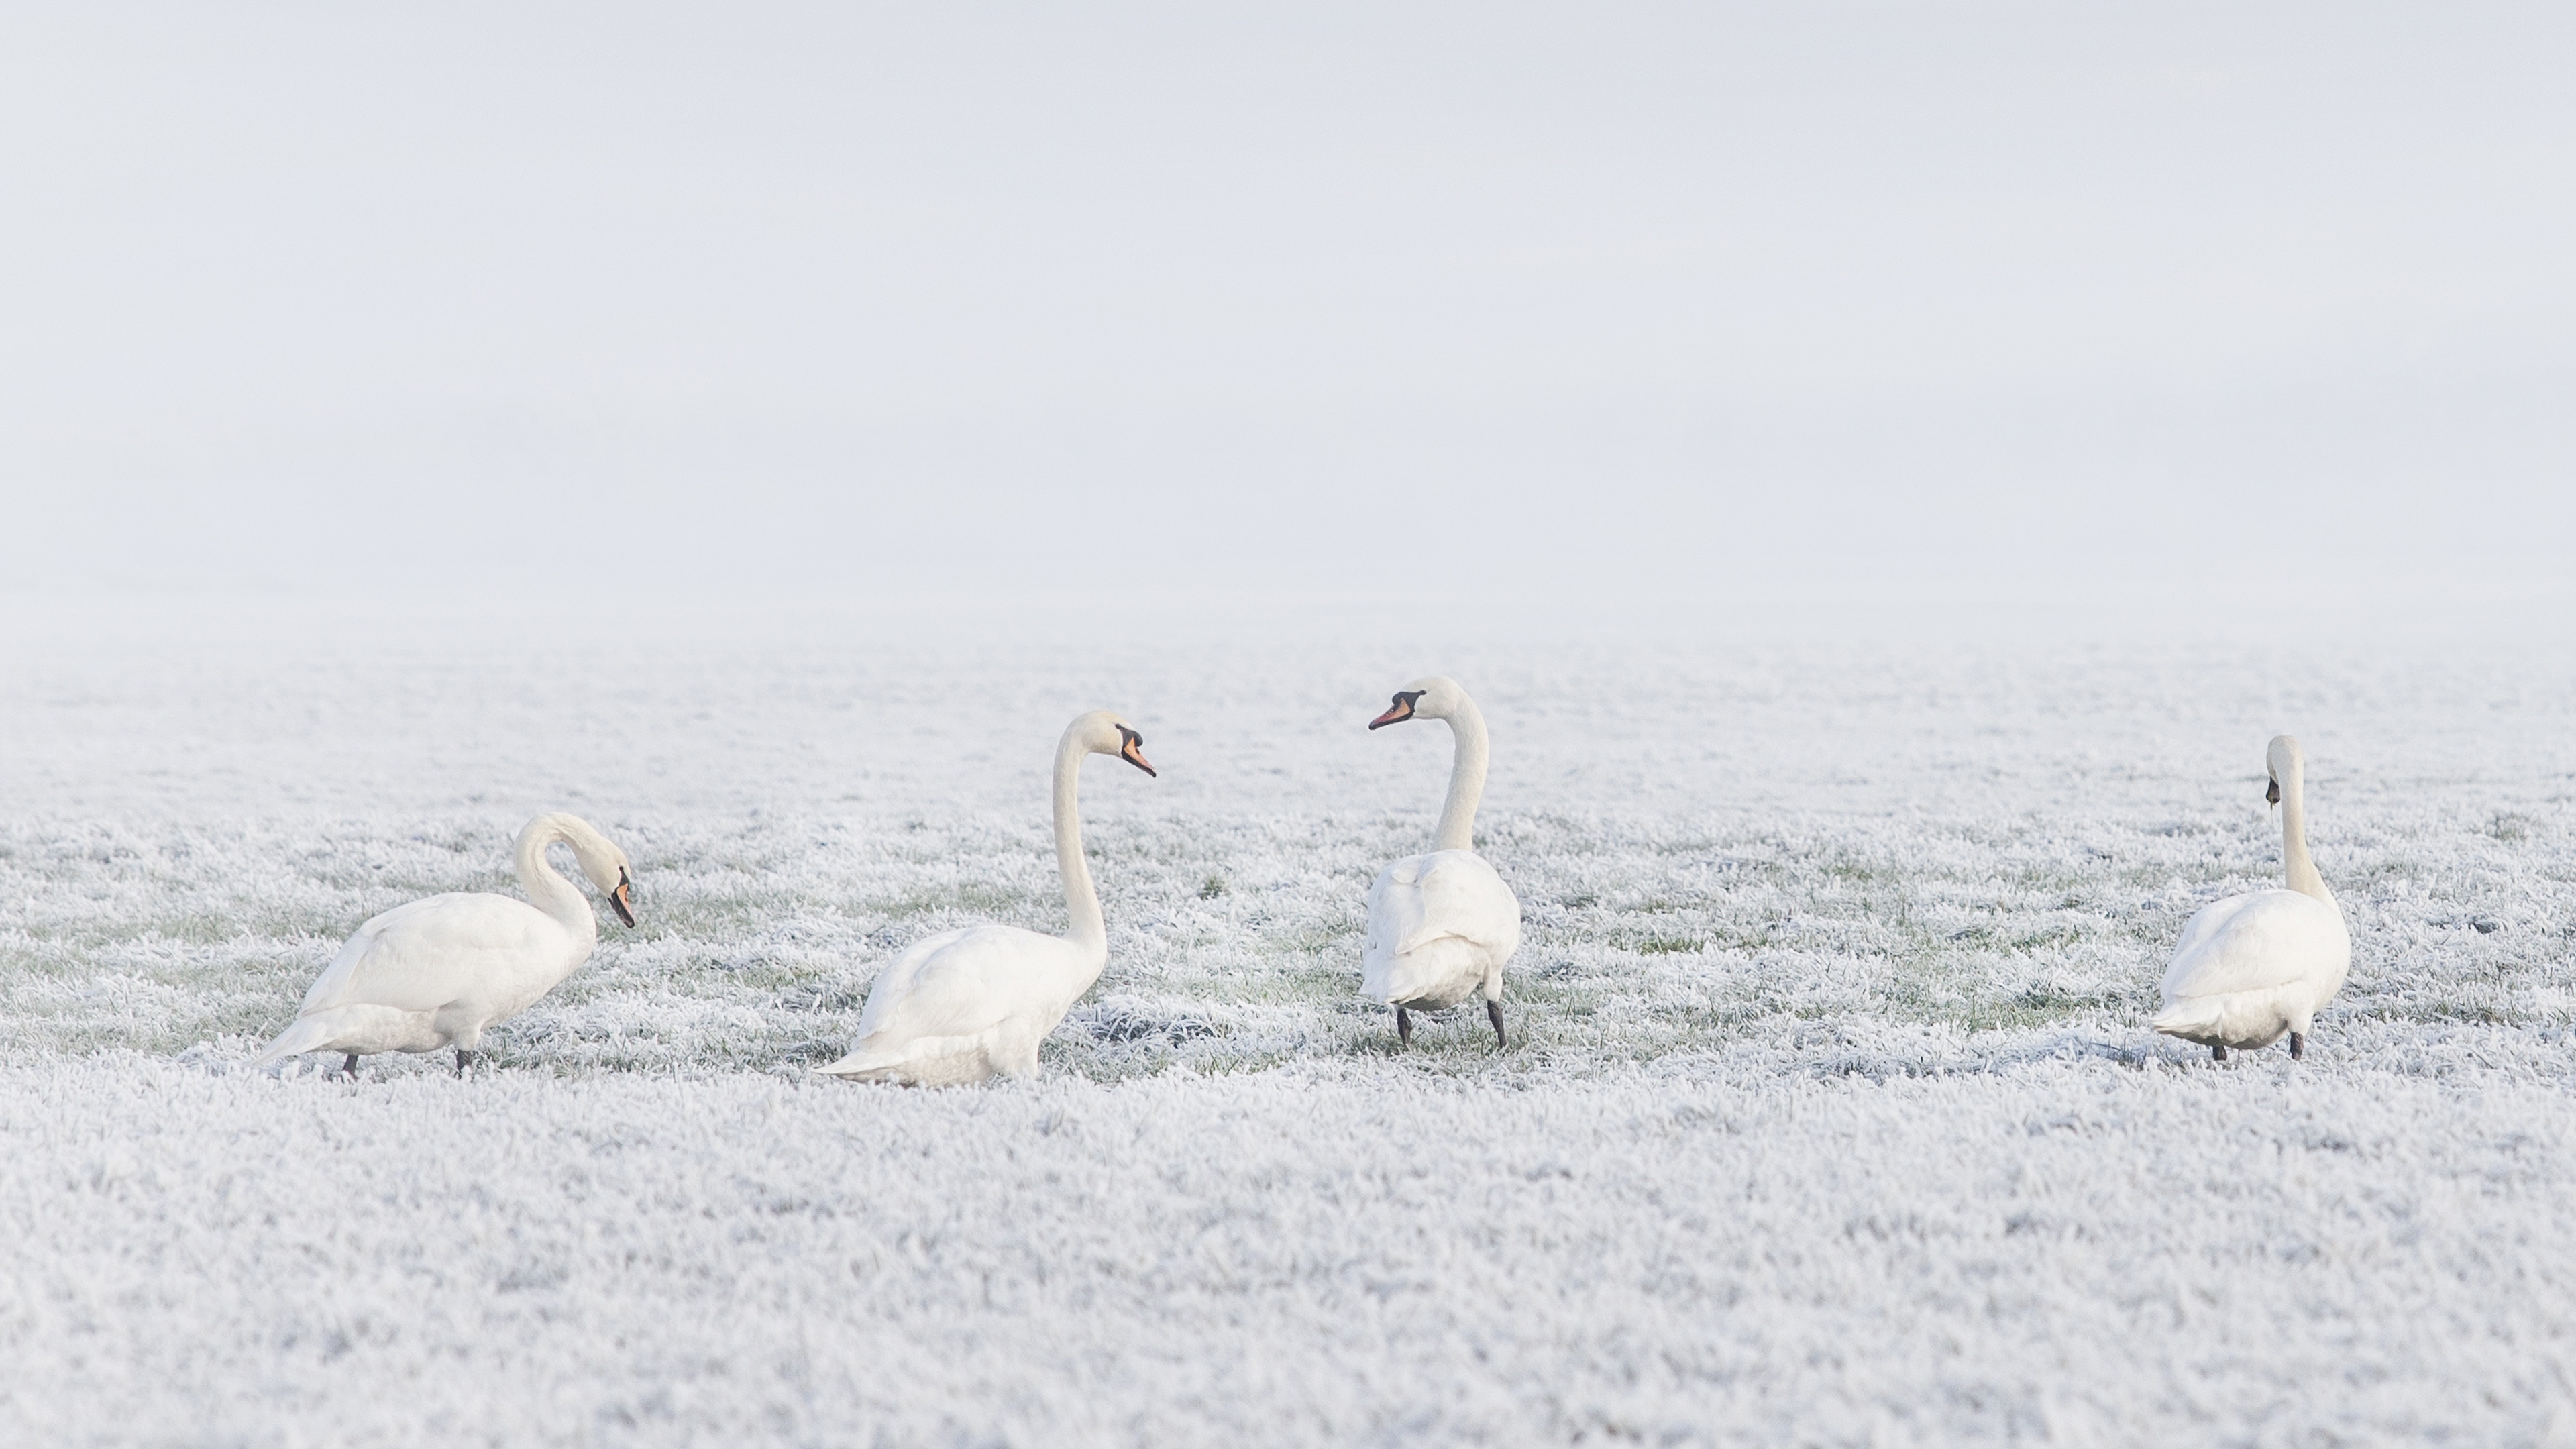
1369 692 1420 729
610 869 637 927
1118 728 1157 777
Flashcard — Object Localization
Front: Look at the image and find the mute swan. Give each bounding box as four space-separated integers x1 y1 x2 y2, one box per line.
817 710 1157 1086
1362 676 1521 1049
252 812 636 1075
2153 735 2351 1062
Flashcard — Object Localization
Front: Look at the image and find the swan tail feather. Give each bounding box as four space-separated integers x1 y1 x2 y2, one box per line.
251 1003 443 1066
2151 997 2229 1042
1362 934 1493 1010
251 1013 349 1067
815 1035 992 1087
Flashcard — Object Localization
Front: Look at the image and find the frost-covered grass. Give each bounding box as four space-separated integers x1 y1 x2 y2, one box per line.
4 599 2576 1444
13 1056 2576 1446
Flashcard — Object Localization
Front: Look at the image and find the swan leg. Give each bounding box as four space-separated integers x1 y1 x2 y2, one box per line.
455 1047 477 1076
341 1053 359 1077
2212 1044 2228 1063
2289 1031 2304 1061
1395 1008 1413 1048
1487 999 1507 1049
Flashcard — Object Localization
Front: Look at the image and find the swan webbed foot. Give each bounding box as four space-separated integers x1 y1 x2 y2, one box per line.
2289 1031 2304 1061
1487 999 1507 1049
341 1053 360 1077
1395 1008 1413 1048
2212 1044 2228 1063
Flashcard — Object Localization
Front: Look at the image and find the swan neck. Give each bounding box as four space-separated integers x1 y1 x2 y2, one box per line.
515 820 598 945
2280 765 2331 904
1053 733 1106 953
1433 698 1491 853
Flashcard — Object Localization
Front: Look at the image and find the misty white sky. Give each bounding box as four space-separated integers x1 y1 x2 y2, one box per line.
2 3 2569 618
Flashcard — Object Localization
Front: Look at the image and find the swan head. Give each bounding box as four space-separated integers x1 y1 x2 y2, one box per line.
1369 676 1464 729
533 813 637 927
2265 735 2303 807
1069 710 1157 776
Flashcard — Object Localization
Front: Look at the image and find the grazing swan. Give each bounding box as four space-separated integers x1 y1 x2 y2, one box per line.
1362 676 1521 1048
253 813 636 1075
2153 735 2352 1062
818 710 1157 1086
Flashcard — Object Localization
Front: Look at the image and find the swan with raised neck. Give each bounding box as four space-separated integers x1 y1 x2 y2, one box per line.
819 710 1157 1086
2152 735 2352 1062
1363 676 1521 1049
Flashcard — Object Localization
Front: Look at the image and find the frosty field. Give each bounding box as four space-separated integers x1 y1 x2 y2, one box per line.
5 598 2576 1446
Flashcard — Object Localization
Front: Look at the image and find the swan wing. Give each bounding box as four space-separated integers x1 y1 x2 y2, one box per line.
299 893 565 1014
1366 851 1522 959
2159 890 2348 1003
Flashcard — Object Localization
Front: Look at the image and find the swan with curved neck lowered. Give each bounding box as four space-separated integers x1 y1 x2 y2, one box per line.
818 710 1157 1086
2153 735 2351 1061
1363 676 1521 1048
252 813 637 1075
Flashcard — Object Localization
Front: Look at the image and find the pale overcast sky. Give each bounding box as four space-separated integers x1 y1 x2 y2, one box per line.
2 3 2569 621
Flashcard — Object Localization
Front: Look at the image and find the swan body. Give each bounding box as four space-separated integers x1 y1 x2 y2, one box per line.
1363 676 1521 1046
2153 735 2351 1060
254 813 635 1073
1364 849 1521 1010
819 710 1155 1086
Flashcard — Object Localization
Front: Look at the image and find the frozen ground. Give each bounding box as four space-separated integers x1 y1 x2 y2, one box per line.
5 596 2576 1446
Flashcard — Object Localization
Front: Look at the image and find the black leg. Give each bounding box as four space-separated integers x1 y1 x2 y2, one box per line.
1487 999 1507 1049
2289 1031 2304 1061
455 1047 476 1075
341 1053 359 1077
2212 1044 2228 1063
1395 1007 1413 1047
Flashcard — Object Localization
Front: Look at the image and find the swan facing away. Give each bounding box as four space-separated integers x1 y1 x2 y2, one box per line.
253 813 636 1075
1363 676 1521 1049
818 710 1156 1087
2153 735 2351 1062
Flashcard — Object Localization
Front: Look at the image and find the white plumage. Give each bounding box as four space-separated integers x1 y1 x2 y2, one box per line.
817 710 1156 1086
1362 676 1521 1047
1363 849 1522 1009
820 926 1102 1086
252 812 635 1073
2153 735 2351 1061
